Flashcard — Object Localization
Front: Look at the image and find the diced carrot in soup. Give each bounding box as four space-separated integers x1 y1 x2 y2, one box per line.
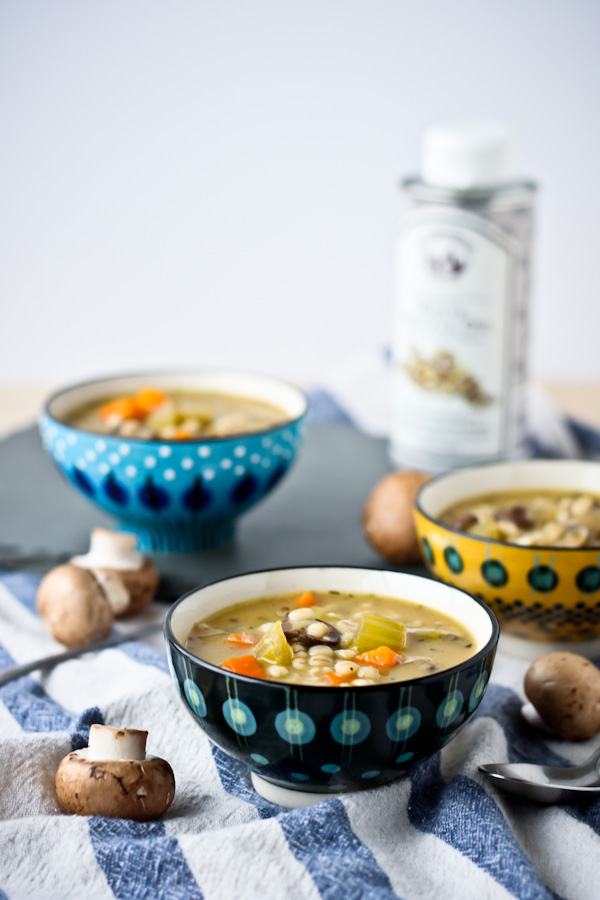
99 397 145 422
185 591 476 687
225 632 258 646
354 646 402 668
221 656 266 679
136 388 167 413
323 671 354 686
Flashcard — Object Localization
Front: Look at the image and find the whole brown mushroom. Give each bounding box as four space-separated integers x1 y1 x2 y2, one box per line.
363 470 431 565
524 651 600 741
72 528 159 617
37 565 114 648
55 724 175 821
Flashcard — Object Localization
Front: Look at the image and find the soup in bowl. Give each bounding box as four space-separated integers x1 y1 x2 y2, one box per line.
165 567 498 806
39 371 307 552
414 459 600 652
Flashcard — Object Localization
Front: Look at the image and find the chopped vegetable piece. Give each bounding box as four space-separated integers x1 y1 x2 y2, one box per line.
254 621 293 665
354 614 406 654
135 388 167 413
282 614 341 649
324 671 354 685
412 629 444 640
172 430 192 440
225 632 258 647
296 591 316 607
145 399 178 431
221 656 266 679
354 645 402 668
99 397 145 422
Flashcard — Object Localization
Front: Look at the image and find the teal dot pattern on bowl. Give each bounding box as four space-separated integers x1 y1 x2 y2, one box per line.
436 690 464 728
481 559 508 588
385 707 421 742
222 698 257 736
468 672 489 713
444 547 463 574
184 678 207 717
275 709 316 746
395 751 414 764
251 753 269 766
576 566 600 593
330 710 371 746
528 565 558 593
166 593 498 795
422 537 435 566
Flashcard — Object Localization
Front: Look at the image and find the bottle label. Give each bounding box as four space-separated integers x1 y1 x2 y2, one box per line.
391 206 526 470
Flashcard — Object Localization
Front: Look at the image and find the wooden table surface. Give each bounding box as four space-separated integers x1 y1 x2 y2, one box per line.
1 381 599 439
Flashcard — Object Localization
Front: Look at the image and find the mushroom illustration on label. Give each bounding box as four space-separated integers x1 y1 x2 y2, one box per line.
36 529 159 647
55 725 175 820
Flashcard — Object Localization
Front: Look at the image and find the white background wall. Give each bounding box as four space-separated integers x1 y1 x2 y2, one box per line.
1 0 599 387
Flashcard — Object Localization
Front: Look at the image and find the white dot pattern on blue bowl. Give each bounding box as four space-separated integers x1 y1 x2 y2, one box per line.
41 410 305 551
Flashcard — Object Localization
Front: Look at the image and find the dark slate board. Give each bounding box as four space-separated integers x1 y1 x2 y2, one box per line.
0 424 426 600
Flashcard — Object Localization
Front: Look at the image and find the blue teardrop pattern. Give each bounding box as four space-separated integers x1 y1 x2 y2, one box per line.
182 476 212 512
138 476 170 511
266 464 287 491
103 472 128 505
231 474 258 505
71 468 95 496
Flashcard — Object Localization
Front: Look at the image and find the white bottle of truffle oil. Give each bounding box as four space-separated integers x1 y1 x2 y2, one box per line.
391 123 536 472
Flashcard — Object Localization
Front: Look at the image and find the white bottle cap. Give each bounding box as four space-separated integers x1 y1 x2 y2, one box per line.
421 122 512 189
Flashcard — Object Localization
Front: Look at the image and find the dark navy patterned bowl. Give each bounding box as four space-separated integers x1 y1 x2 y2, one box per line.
165 567 498 805
39 371 307 552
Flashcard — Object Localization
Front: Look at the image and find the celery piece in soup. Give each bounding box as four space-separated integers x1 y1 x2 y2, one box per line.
254 621 293 666
354 614 407 654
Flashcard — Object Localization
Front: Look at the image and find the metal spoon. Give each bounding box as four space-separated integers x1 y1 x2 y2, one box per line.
479 745 600 803
0 622 163 688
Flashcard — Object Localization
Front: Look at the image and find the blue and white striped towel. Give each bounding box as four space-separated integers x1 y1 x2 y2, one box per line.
1 567 599 900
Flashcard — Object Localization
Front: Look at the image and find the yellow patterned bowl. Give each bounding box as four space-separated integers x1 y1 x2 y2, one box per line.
414 460 600 655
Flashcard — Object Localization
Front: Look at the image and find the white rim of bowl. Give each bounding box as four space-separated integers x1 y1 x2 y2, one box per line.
415 458 600 553
164 565 499 691
42 368 308 445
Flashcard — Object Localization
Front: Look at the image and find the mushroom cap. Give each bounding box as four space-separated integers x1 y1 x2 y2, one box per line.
524 651 600 741
55 749 175 820
112 558 160 617
37 565 114 648
362 470 431 565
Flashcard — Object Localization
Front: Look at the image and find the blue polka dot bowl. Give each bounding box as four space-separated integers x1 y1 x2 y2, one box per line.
39 371 307 552
165 566 498 806
415 460 600 658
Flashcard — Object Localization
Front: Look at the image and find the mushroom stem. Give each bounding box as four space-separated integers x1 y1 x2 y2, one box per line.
88 724 148 761
72 528 144 572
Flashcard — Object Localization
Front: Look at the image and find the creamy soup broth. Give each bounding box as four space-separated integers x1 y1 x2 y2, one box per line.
185 590 475 686
67 388 288 440
441 490 600 547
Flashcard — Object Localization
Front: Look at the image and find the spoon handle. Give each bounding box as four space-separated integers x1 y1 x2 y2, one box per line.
0 622 164 688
